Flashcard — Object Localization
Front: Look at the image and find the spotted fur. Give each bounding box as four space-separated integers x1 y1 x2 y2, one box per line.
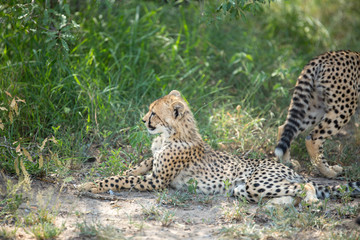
275 50 360 178
80 90 360 204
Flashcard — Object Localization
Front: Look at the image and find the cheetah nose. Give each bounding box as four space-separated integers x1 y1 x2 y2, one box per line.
142 119 146 123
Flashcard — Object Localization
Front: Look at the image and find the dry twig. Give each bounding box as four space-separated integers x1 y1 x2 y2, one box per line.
77 191 127 201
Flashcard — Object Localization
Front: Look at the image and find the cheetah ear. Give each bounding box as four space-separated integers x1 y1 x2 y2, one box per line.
169 90 181 98
171 101 185 119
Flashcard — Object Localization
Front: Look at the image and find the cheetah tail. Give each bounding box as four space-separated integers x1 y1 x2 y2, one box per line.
313 181 360 199
275 67 315 159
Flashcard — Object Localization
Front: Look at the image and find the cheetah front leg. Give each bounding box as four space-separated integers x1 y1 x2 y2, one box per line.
79 173 167 194
79 149 186 194
80 158 154 193
124 157 154 176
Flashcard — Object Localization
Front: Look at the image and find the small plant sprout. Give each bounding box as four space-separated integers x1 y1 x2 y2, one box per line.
187 178 198 195
223 179 232 199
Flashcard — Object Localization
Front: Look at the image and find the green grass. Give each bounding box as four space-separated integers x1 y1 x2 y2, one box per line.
2 0 359 180
0 174 66 240
76 221 125 240
156 189 213 208
140 204 175 227
218 199 360 240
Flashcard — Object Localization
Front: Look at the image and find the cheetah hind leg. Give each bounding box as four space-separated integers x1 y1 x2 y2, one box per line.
305 109 352 178
305 136 343 178
233 183 300 207
233 180 248 200
266 183 321 209
266 196 301 208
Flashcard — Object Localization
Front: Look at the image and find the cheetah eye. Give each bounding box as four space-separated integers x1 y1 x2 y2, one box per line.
151 112 156 117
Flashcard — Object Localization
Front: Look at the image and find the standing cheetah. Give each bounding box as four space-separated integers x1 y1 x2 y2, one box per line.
275 50 360 178
80 90 360 205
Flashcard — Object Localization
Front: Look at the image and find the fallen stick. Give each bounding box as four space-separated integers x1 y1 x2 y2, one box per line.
77 191 127 201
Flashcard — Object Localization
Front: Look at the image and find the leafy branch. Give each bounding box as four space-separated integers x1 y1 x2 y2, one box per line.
217 0 273 19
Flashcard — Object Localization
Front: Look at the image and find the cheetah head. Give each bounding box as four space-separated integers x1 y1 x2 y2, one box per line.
142 90 194 137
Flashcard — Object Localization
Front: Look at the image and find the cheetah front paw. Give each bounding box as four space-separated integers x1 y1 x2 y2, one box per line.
78 182 102 193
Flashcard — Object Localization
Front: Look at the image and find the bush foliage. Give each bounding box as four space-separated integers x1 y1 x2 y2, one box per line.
1 0 359 178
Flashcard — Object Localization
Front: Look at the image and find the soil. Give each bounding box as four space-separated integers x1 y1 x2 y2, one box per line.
2 175 359 240
2 122 360 239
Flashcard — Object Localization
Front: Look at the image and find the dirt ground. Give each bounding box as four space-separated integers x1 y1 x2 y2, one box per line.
9 179 238 239
2 175 359 240
2 121 360 239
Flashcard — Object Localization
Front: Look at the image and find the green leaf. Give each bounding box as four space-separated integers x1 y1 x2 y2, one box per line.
46 40 57 51
71 20 80 28
61 39 69 52
63 4 70 16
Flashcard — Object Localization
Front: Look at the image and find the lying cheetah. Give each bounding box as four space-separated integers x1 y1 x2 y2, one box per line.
80 90 360 205
275 50 360 178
